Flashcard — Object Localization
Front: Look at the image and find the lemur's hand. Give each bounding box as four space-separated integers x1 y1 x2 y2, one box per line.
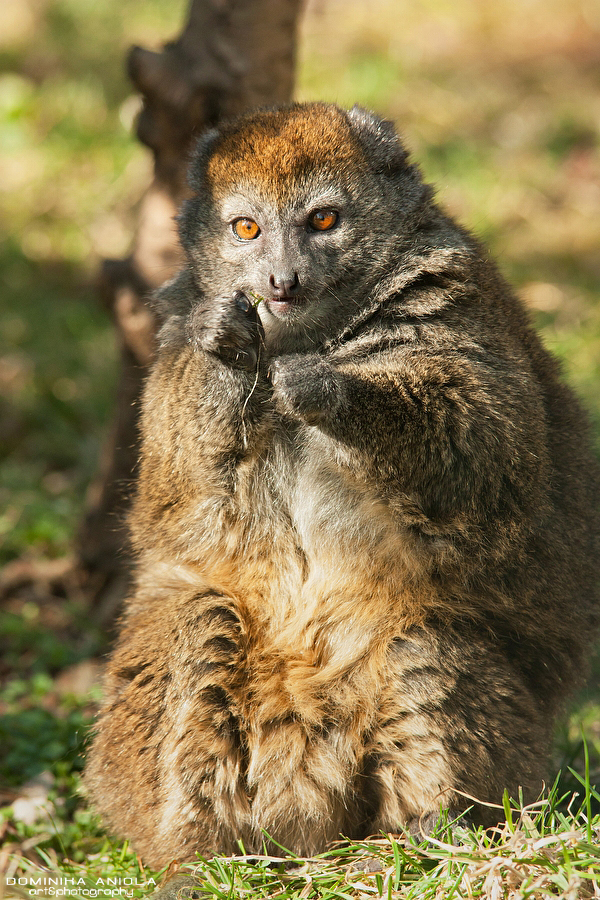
188 292 264 370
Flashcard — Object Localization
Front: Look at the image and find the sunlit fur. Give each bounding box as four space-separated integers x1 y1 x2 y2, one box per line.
86 103 600 868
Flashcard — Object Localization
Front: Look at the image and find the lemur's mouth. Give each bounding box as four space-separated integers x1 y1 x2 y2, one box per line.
265 295 307 317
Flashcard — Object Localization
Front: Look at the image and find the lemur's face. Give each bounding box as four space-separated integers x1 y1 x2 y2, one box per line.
179 104 425 344
210 174 366 329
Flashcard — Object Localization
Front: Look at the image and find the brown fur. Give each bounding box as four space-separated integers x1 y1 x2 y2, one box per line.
85 103 600 868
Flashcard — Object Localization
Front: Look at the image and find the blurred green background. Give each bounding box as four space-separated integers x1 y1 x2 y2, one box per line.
0 0 599 857
1 0 599 567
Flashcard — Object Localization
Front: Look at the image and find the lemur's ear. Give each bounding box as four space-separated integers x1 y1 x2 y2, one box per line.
187 128 220 190
346 105 409 174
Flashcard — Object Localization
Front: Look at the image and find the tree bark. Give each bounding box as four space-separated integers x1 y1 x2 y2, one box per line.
77 0 303 627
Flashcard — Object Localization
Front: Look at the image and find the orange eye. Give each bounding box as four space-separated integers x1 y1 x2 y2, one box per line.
232 218 261 241
308 209 338 232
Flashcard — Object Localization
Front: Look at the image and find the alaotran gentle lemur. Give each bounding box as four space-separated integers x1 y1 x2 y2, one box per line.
86 102 600 867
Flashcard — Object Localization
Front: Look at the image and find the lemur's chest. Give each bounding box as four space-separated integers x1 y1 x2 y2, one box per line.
218 424 408 634
234 421 393 552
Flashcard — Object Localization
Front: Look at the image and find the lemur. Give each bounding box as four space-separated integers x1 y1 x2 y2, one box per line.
86 103 600 867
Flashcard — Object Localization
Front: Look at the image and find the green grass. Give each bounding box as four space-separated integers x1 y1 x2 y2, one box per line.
1 0 600 895
175 796 600 898
5 788 600 898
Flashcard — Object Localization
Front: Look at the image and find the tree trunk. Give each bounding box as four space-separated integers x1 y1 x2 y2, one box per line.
77 0 303 627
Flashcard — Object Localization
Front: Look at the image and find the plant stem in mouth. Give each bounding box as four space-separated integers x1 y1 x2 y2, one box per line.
248 291 264 309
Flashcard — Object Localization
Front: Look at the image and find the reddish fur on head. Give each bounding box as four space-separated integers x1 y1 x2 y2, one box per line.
206 102 369 201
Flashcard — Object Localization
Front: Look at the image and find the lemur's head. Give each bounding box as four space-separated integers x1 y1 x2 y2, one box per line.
179 103 431 338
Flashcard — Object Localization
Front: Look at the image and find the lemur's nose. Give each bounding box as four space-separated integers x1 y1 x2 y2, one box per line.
269 273 300 297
